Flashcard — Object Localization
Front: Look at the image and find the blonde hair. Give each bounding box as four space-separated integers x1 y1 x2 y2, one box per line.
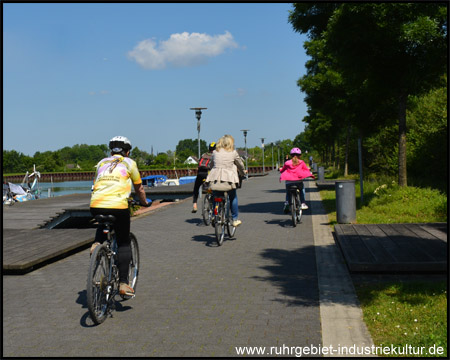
216 134 235 152
292 155 300 166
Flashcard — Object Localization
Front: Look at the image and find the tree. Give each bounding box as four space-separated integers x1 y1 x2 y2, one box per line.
406 77 447 189
131 147 152 167
324 3 447 186
289 3 447 186
154 152 169 166
175 139 207 158
3 150 33 173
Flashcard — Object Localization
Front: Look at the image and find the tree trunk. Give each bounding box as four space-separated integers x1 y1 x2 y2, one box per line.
336 138 340 170
398 93 408 187
332 141 336 170
344 124 350 177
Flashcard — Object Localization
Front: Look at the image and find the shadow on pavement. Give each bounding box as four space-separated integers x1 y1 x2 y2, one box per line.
253 246 319 307
77 289 134 328
264 188 286 194
191 234 218 247
185 218 205 226
239 201 282 215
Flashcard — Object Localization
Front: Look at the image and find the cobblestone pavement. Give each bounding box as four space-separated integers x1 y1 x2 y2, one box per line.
3 172 322 357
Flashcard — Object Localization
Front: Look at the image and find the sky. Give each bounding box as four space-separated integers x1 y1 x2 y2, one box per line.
3 3 309 157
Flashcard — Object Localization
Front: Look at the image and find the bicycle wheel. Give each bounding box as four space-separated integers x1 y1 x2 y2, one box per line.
296 192 303 224
87 244 110 325
202 194 212 226
290 191 297 227
226 199 236 238
121 233 139 300
215 203 225 246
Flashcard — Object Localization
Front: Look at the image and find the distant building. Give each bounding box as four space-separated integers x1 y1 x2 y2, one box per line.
237 149 248 159
184 156 198 165
65 164 81 170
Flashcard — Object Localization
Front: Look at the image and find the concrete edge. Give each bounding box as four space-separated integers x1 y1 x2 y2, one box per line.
308 181 375 357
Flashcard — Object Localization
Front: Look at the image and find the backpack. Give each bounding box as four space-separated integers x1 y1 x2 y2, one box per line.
198 155 212 170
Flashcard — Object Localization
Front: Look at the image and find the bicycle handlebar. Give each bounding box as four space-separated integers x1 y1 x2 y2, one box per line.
128 198 152 207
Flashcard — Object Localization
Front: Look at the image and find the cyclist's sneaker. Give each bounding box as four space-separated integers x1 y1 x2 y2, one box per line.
192 203 198 213
119 283 135 297
283 201 290 214
232 219 242 227
90 242 100 256
301 203 309 210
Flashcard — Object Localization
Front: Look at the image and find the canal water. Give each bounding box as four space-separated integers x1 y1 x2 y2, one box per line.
38 180 93 198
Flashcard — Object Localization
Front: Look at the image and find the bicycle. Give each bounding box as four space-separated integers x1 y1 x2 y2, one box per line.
287 182 303 227
86 202 140 325
213 191 236 246
201 182 214 226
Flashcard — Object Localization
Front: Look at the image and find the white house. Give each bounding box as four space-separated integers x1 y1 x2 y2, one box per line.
184 156 198 165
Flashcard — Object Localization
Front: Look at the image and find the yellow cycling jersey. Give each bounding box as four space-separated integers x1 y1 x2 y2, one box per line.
90 155 142 209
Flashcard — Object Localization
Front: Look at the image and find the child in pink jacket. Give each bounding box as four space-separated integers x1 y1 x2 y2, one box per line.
279 147 315 213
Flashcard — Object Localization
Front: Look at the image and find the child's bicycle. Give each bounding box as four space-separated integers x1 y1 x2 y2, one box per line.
86 200 142 325
212 191 236 246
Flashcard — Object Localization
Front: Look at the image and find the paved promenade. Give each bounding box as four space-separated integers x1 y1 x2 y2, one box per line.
3 172 372 357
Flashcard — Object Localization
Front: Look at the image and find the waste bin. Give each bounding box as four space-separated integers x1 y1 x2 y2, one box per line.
335 180 356 224
318 167 325 181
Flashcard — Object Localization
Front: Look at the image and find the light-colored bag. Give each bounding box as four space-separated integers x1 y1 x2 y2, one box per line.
209 180 235 191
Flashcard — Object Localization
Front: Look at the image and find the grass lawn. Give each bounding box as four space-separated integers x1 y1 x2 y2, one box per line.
355 281 447 357
319 177 447 225
317 174 447 356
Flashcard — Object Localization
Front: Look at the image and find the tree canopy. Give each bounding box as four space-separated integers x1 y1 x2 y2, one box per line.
289 2 447 186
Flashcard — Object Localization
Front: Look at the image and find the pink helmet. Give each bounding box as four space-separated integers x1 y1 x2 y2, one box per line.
290 147 301 155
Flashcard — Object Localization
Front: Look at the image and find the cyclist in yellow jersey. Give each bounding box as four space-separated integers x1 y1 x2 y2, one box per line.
90 136 150 297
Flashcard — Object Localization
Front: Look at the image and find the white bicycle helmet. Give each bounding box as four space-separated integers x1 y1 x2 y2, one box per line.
109 136 132 153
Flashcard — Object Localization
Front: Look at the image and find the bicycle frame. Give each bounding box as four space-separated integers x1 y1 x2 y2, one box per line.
87 202 140 325
213 191 236 245
100 222 121 306
202 186 214 226
287 182 303 227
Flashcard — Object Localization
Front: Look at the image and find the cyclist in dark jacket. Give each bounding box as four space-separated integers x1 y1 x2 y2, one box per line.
192 142 216 213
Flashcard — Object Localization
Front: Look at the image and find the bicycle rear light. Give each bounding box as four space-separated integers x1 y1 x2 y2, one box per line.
214 198 223 202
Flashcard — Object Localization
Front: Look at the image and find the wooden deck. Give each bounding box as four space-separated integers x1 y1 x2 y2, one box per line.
334 223 447 273
3 185 195 273
3 228 94 273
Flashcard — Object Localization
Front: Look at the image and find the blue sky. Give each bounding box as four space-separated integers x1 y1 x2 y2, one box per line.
3 3 309 156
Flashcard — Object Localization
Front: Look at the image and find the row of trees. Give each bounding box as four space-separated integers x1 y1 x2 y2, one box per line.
288 3 447 187
3 138 309 174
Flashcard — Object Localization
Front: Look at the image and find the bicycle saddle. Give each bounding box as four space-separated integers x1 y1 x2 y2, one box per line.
95 215 116 224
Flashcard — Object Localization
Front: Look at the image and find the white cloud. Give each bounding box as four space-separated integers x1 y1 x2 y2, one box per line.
225 88 246 98
128 31 238 70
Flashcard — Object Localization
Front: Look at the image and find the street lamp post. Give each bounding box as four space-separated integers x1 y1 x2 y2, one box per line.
260 138 266 175
271 142 274 171
190 107 207 160
240 129 250 180
276 141 280 168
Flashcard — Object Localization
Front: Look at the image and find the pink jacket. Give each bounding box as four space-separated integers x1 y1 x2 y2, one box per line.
279 159 315 181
